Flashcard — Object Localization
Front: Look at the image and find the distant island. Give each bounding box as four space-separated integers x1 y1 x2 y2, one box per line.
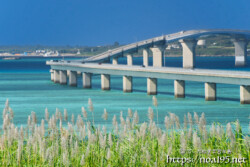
0 35 249 57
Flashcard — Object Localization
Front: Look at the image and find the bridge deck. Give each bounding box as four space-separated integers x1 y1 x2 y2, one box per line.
47 61 250 85
82 29 250 62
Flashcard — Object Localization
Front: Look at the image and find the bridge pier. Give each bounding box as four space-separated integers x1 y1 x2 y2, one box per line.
179 39 197 69
69 71 77 86
147 78 157 95
143 48 149 66
205 82 216 101
83 73 92 88
59 70 67 85
233 39 248 67
123 76 132 92
101 74 110 90
174 80 185 98
126 54 133 66
150 46 164 67
112 57 118 65
50 70 54 81
240 85 250 104
54 70 60 83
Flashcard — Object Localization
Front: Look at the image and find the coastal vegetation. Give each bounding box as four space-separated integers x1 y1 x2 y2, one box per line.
0 36 250 57
0 98 249 166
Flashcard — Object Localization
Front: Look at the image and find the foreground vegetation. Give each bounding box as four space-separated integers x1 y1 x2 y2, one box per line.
0 98 249 166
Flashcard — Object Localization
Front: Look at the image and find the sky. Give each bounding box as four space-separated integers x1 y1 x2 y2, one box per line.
0 0 249 46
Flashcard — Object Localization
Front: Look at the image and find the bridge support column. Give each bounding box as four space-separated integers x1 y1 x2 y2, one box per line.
126 54 133 66
101 74 110 90
150 46 164 67
54 70 60 83
123 76 132 92
69 71 77 86
112 57 118 65
205 82 216 101
50 70 54 81
147 78 157 95
59 70 67 85
174 80 185 98
233 39 248 67
179 39 197 69
143 48 149 66
240 85 250 104
83 73 92 88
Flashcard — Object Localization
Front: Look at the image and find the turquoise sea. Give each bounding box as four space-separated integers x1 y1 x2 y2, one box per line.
0 56 249 133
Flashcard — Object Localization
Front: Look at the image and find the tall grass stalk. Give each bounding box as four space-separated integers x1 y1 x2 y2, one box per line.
0 98 249 166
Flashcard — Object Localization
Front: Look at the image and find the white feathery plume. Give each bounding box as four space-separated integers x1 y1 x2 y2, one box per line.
175 115 180 129
76 115 84 129
85 145 90 157
187 112 193 127
112 115 117 126
226 123 235 147
102 108 108 121
60 119 62 130
188 127 192 140
19 126 24 141
210 123 216 138
71 114 74 125
120 111 125 127
148 107 154 122
16 139 23 163
107 148 111 160
194 112 199 125
81 107 87 119
133 111 139 124
159 133 166 146
88 98 93 112
31 111 37 124
192 131 201 150
62 152 69 166
128 108 133 118
146 150 151 161
164 116 170 130
80 154 85 166
126 116 131 130
169 113 175 128
180 131 186 154
199 113 206 133
41 119 45 137
102 126 106 135
216 125 224 138
152 96 158 107
9 107 14 120
108 133 113 147
99 133 106 149
27 115 31 127
45 108 49 121
55 108 60 120
64 109 68 121
184 114 187 129
236 119 241 133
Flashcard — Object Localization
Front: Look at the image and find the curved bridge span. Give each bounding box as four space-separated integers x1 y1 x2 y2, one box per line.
82 29 250 66
47 29 250 104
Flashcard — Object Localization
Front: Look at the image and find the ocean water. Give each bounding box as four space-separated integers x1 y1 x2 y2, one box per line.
0 56 249 133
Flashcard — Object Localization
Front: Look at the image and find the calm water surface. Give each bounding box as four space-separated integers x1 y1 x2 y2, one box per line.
0 56 249 133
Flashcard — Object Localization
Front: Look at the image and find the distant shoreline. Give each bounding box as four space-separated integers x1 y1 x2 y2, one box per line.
0 54 235 59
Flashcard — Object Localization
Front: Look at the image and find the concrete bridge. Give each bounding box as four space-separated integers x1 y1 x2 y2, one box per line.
47 29 250 104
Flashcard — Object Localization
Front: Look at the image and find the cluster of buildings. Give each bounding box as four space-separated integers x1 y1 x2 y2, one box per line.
0 50 61 57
